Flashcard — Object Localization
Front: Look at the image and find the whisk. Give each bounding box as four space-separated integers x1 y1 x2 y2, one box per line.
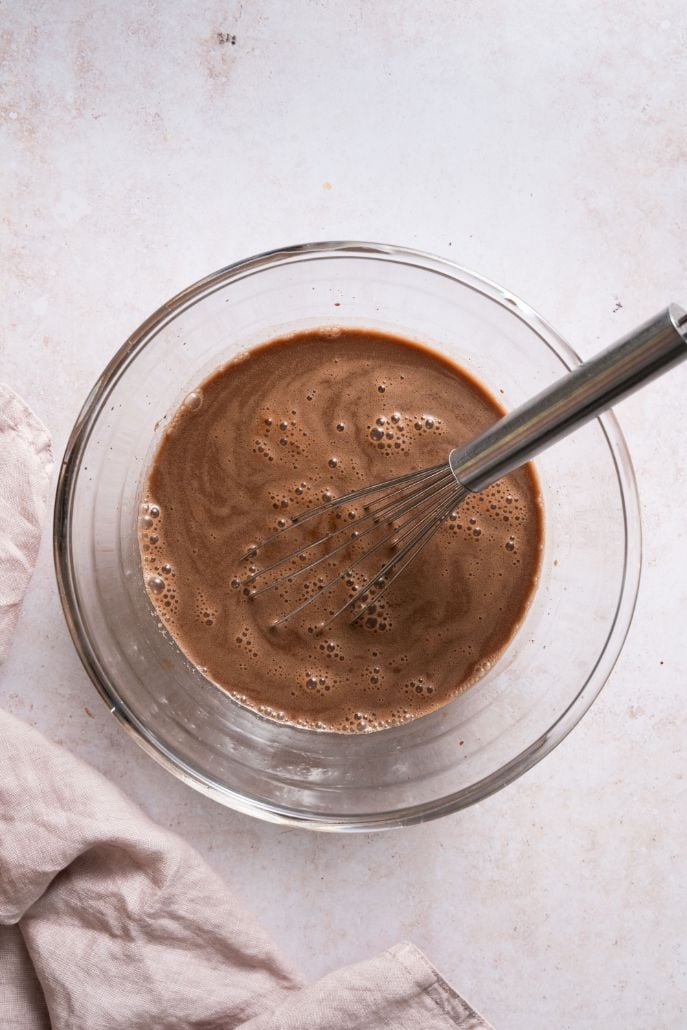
242 304 687 626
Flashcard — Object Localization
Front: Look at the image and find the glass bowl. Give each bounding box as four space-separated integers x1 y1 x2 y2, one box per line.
54 242 641 830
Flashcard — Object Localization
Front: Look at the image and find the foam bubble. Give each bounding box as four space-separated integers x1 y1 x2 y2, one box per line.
183 391 203 412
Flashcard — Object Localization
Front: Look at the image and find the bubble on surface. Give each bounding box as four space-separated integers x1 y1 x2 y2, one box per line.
183 391 203 412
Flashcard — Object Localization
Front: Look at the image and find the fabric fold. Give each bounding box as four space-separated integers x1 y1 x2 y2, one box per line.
0 383 53 662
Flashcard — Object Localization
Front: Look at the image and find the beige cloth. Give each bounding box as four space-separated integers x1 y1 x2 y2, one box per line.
0 383 492 1030
0 385 53 661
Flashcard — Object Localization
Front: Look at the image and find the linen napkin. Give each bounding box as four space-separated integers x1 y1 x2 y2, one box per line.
0 382 492 1030
0 385 53 661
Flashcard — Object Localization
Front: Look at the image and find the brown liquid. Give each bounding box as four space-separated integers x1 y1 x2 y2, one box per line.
139 328 543 732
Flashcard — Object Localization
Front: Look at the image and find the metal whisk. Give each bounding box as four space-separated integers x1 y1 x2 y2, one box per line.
242 305 687 626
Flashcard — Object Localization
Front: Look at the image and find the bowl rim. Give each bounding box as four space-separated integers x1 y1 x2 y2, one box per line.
53 240 642 831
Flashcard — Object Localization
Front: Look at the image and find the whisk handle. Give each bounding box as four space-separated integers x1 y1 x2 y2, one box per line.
449 304 687 493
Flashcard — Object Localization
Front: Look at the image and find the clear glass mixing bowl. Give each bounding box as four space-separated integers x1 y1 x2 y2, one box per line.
54 242 641 830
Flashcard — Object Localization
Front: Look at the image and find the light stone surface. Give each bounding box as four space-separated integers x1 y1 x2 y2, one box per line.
2 2 686 1027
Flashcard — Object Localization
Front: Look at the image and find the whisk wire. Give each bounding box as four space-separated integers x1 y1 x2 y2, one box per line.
239 462 448 562
349 491 462 624
271 475 460 626
251 467 454 599
325 487 463 627
247 465 453 589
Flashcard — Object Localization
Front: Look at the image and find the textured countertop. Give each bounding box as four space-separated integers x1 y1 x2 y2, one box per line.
2 3 686 1027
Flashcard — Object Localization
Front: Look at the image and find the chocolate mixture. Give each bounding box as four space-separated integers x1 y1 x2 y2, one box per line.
138 328 543 731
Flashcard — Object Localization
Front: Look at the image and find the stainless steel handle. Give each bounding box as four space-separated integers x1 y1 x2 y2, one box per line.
449 304 687 493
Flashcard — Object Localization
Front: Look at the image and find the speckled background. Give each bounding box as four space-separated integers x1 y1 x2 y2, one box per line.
2 2 686 1027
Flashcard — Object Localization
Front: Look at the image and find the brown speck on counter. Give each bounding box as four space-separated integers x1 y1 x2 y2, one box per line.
84 707 94 718
217 32 236 45
323 181 332 190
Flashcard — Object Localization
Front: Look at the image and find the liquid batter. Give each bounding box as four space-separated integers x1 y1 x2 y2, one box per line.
138 328 543 731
